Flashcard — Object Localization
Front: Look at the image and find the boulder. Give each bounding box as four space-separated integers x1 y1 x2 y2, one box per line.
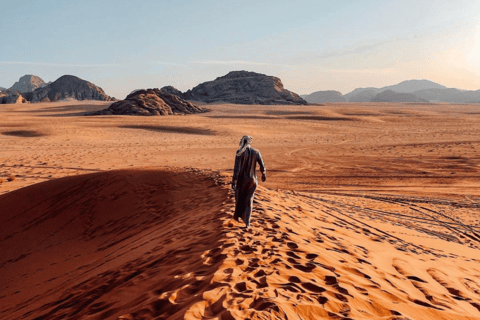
182 71 307 105
29 75 111 102
89 89 205 116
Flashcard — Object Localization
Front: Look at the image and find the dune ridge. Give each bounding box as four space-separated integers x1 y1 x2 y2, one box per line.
1 168 480 320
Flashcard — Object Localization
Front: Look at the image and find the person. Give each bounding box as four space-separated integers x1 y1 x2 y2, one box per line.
231 135 266 228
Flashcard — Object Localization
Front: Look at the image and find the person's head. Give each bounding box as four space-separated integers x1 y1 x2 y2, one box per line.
237 135 253 156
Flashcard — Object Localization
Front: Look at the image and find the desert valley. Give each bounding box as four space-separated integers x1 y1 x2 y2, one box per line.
0 70 480 320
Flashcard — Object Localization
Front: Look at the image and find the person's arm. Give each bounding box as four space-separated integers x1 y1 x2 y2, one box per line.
232 155 240 189
257 151 267 182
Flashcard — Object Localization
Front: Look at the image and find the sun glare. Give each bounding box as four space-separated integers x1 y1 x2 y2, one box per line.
466 19 480 68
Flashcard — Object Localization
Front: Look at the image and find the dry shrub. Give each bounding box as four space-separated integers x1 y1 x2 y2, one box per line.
7 175 15 182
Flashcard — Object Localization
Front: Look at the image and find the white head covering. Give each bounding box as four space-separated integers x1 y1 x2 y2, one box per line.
236 135 253 156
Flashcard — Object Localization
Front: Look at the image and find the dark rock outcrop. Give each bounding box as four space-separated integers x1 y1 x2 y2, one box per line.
0 91 27 104
371 90 428 103
302 90 346 103
182 71 307 105
90 89 205 116
9 75 47 93
27 75 111 102
0 90 7 102
161 86 183 96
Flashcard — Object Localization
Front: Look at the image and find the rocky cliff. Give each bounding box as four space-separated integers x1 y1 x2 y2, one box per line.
27 75 111 102
90 89 205 116
182 71 307 105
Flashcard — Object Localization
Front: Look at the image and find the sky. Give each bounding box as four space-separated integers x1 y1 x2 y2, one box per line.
1 0 479 98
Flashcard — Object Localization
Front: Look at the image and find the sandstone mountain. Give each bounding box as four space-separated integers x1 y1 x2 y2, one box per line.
301 90 346 103
9 75 47 93
90 89 205 116
182 71 307 105
371 90 428 103
26 75 112 102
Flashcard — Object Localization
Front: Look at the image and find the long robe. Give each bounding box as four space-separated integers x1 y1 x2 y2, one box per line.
233 147 266 226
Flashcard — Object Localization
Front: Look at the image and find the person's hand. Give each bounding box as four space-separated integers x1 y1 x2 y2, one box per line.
231 181 236 190
261 173 267 182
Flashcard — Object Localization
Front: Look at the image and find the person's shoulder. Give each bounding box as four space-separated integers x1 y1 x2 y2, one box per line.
251 147 261 154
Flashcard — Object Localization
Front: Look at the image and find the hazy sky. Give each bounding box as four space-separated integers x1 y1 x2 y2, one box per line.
1 0 479 98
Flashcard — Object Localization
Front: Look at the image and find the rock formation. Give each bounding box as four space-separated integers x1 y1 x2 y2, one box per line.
160 86 183 96
9 75 47 93
371 90 428 103
90 89 205 116
0 91 27 104
27 75 111 102
301 90 346 103
182 71 307 105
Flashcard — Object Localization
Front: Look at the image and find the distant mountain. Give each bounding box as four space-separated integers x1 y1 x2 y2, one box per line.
182 71 307 105
301 90 346 103
343 88 379 102
413 88 480 103
9 75 47 93
371 90 428 103
343 80 447 102
26 75 112 102
380 79 447 93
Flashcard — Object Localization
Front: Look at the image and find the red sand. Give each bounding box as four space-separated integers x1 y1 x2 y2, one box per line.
1 101 480 319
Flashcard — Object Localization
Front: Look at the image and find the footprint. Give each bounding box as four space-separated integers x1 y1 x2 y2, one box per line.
325 276 338 286
301 282 326 293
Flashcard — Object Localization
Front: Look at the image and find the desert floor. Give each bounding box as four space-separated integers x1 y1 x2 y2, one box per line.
1 101 480 319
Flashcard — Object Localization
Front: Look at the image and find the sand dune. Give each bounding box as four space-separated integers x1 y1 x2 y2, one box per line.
1 169 480 319
1 101 480 319
0 168 230 319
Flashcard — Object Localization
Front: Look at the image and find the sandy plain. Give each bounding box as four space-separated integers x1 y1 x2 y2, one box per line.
1 101 480 319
